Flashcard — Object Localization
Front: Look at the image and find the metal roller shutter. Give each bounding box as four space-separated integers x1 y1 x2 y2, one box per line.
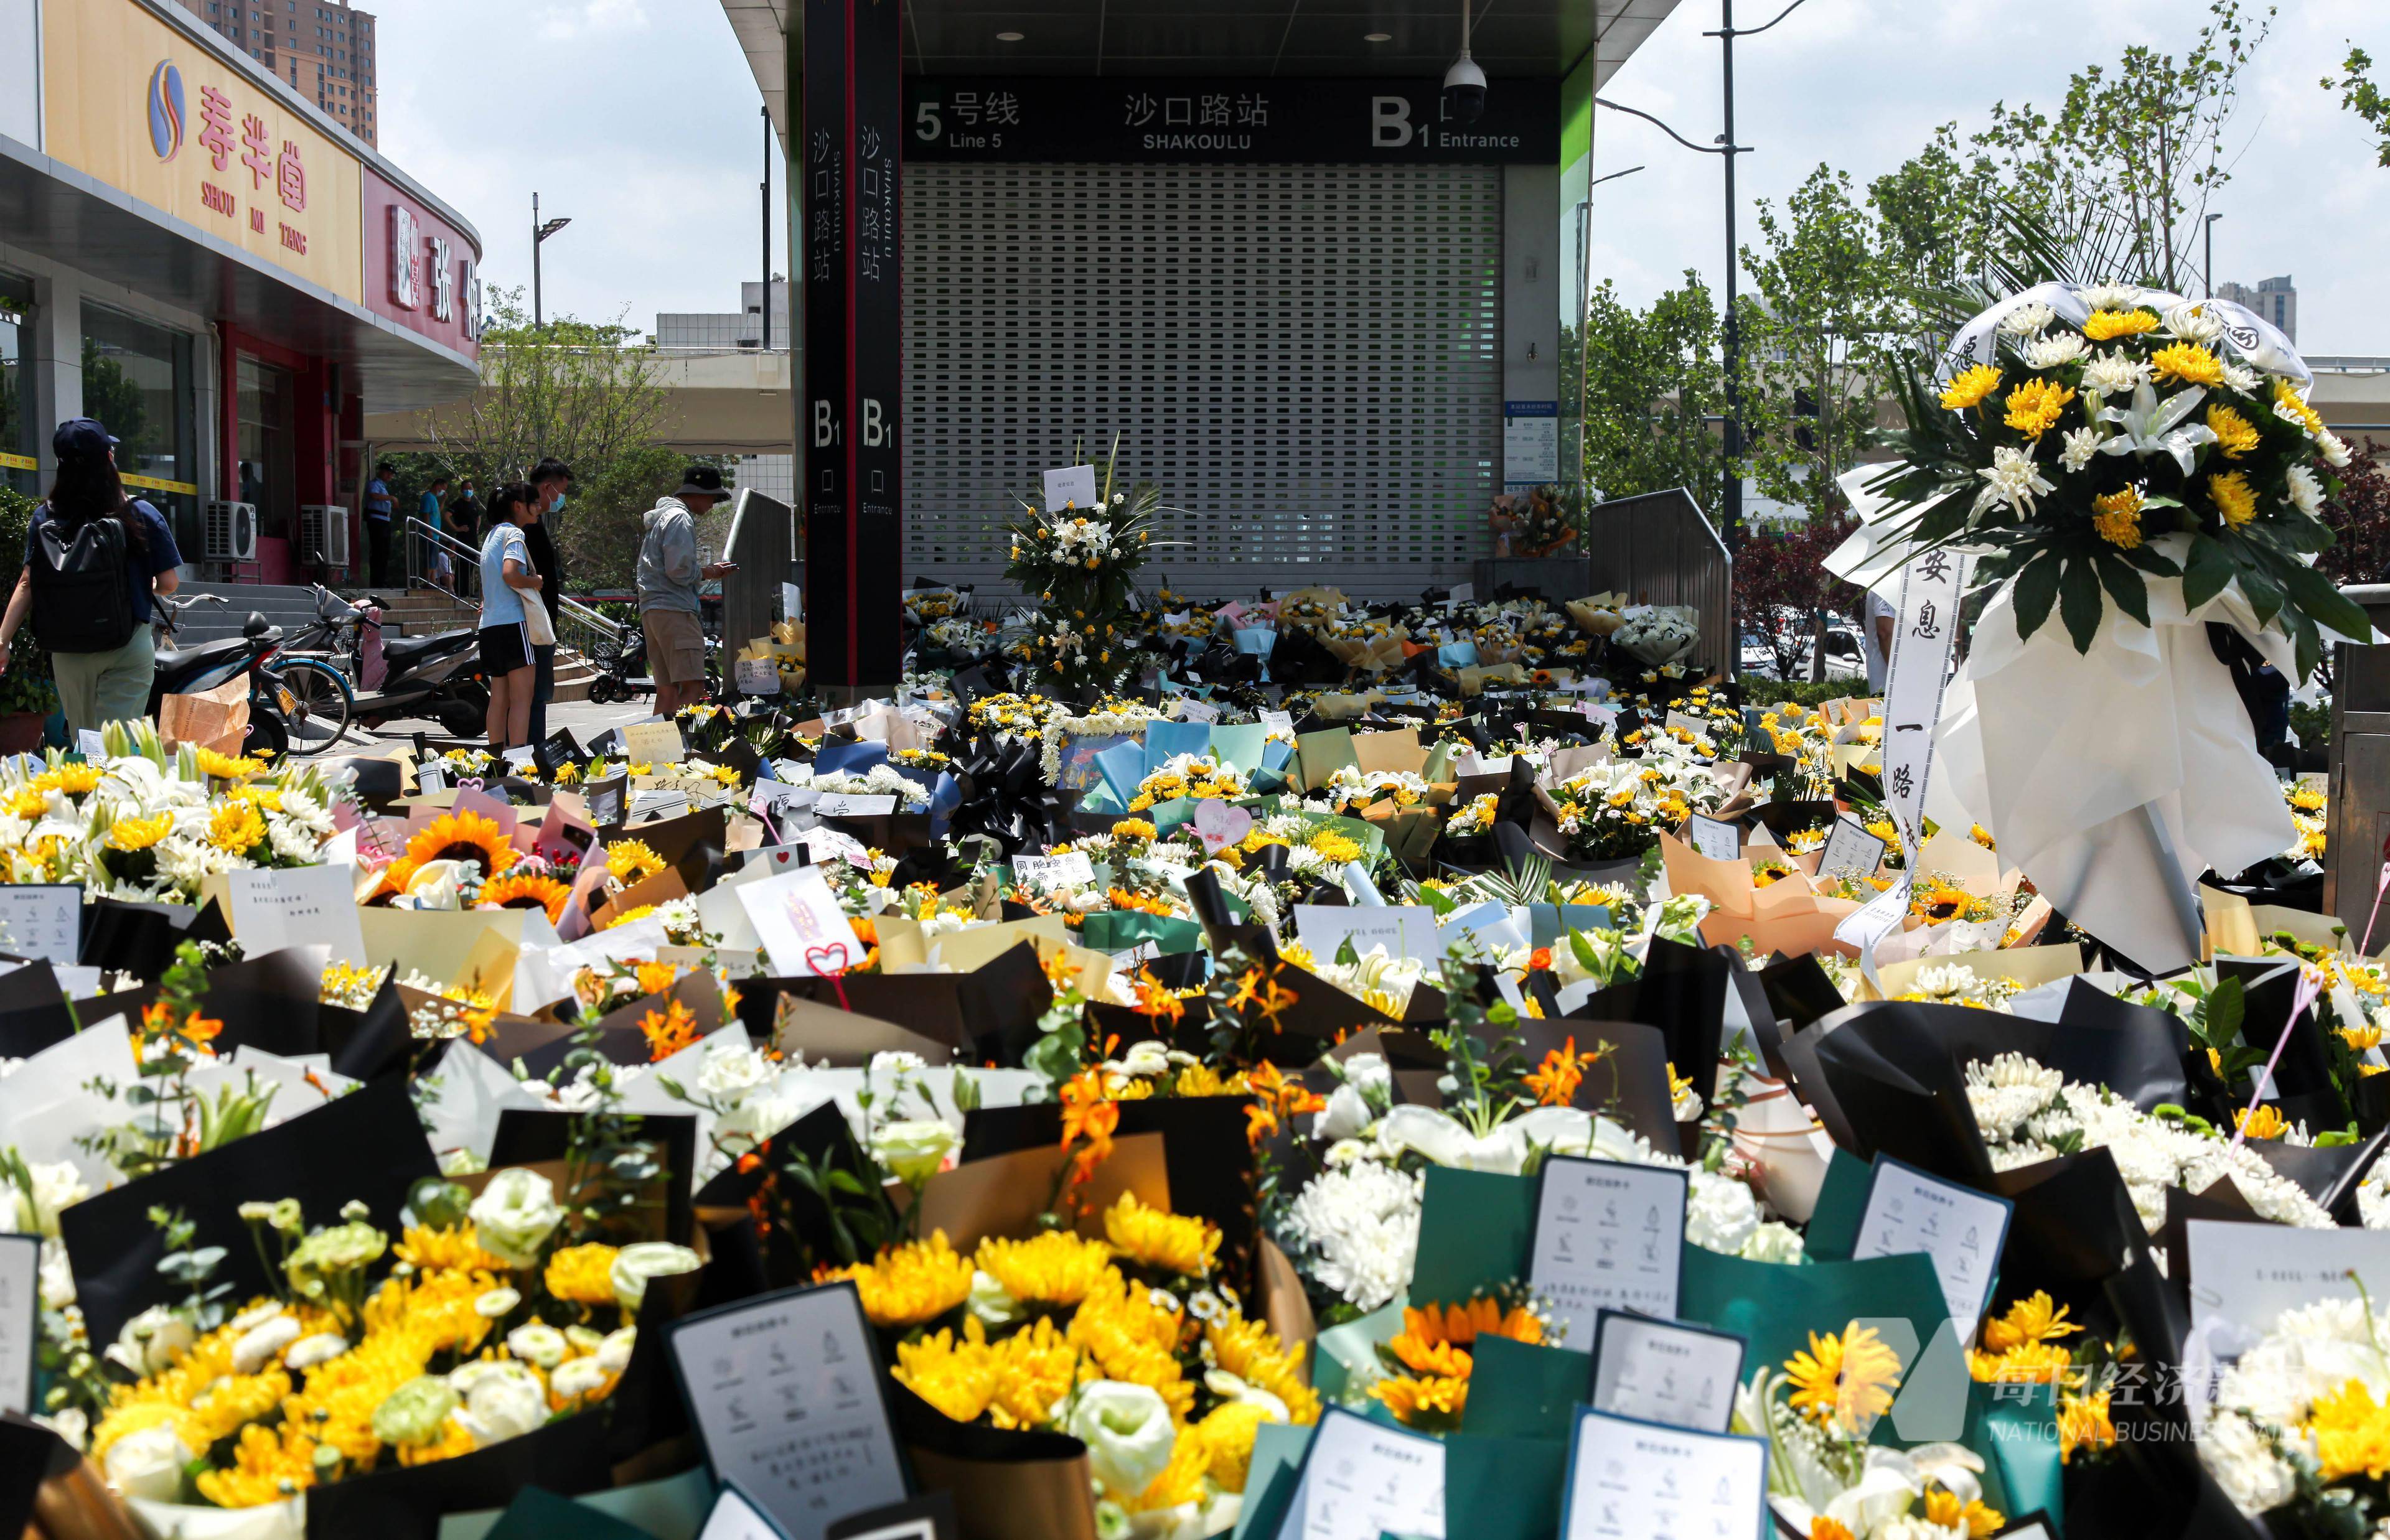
902 162 1501 605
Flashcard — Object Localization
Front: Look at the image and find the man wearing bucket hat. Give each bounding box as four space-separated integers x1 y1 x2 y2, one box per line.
0 419 184 739
635 464 738 716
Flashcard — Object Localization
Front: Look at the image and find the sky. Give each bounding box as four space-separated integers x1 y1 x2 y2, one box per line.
373 0 2390 350
1584 0 2390 352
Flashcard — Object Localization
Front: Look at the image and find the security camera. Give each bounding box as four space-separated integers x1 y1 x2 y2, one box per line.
1443 52 1487 124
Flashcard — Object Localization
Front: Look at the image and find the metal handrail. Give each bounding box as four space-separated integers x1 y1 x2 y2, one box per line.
403 516 623 644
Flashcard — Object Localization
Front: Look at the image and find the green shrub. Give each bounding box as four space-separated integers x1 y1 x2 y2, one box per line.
1746 676 1870 709
0 488 59 719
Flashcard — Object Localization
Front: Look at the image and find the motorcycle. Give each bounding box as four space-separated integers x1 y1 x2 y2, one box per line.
586 622 650 706
148 604 293 759
296 584 488 740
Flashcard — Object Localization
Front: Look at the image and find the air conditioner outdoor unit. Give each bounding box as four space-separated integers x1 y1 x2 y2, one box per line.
204 500 258 562
299 505 350 567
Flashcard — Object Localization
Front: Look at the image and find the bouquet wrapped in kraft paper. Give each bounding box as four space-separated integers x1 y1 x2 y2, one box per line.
157 676 249 757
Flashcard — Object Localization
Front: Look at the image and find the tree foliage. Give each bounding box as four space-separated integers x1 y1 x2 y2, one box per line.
1733 513 1858 680
2323 47 2390 169
1576 273 1727 516
2317 454 2390 590
401 286 700 589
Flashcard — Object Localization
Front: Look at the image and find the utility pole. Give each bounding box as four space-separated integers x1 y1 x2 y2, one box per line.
1596 0 1804 554
532 193 571 330
1718 0 1743 556
761 105 772 352
2205 212 2223 300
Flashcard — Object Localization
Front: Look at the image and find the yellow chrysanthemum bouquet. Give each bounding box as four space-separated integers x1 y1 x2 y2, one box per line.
1867 281 2364 674
86 1177 698 1515
827 1190 1318 1535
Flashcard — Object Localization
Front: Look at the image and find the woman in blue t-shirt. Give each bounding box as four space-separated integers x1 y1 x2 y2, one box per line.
477 483 544 750
0 418 184 737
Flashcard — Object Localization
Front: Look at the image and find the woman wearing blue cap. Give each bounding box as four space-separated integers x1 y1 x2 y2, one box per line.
0 418 184 737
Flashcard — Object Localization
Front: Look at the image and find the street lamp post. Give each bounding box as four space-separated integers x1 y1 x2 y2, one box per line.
761 106 774 352
532 192 572 329
1595 0 1807 556
2205 212 2224 300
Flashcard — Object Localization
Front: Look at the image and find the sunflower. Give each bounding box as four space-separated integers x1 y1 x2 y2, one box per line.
401 811 517 878
1372 1373 1468 1430
1784 1322 1903 1433
606 840 666 883
37 762 103 796
477 871 570 923
195 746 264 780
1387 1296 1545 1379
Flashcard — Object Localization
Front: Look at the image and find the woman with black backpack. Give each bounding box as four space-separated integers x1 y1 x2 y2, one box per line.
0 418 184 739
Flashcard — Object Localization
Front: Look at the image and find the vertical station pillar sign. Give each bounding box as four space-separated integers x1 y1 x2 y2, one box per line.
800 0 902 689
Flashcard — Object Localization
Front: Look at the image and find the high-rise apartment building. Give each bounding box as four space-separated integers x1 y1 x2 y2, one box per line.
2216 275 2297 343
193 0 378 147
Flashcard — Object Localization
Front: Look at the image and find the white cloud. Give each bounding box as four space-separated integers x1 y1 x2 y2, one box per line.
535 0 649 42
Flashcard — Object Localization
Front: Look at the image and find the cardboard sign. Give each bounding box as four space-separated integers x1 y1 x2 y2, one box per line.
1293 904 1439 964
226 864 366 964
0 1233 34 1415
416 760 448 794
1529 1155 1689 1342
1011 852 1096 892
1042 464 1100 512
1816 817 1888 882
1273 1406 1446 1540
1557 1407 1767 1540
665 1282 909 1540
736 658 784 696
1684 815 1740 864
630 788 694 824
2185 1220 2390 1335
0 885 81 966
815 794 900 818
739 867 868 976
622 718 688 766
1851 1154 2013 1343
1587 1310 1744 1435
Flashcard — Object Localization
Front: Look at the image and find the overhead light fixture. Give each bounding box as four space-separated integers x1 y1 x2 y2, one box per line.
995 29 1024 40
1363 30 1391 42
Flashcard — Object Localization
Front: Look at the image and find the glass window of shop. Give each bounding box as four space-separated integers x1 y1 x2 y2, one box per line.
0 273 35 500
79 304 199 554
235 355 298 548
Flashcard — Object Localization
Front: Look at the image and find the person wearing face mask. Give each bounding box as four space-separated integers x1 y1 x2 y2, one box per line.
523 457 571 745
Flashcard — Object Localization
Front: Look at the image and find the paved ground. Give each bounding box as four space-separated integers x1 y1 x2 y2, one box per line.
337 697 658 752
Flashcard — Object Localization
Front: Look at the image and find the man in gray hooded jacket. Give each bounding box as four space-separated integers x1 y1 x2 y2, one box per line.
636 464 737 713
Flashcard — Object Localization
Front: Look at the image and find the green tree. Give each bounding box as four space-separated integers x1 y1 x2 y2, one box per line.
2323 47 2390 168
1970 0 2274 291
401 286 689 589
1578 273 1728 516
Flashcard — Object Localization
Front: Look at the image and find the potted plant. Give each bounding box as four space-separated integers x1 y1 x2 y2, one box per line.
0 488 60 751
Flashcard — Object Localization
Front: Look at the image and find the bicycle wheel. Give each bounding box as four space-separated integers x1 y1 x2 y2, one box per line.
270 658 354 754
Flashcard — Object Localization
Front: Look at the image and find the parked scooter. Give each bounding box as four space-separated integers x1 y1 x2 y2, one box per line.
586 623 650 706
288 582 488 740
148 604 293 759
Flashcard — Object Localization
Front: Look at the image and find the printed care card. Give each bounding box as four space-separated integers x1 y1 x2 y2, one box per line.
1587 1310 1745 1434
667 1282 908 1540
1559 1407 1767 1540
1850 1154 2013 1343
1529 1155 1689 1342
1275 1406 1445 1540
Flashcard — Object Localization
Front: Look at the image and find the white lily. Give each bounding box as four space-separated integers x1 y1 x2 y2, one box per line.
2097 379 2218 475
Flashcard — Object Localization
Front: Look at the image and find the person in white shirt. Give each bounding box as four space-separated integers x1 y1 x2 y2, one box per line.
1860 589 1896 693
